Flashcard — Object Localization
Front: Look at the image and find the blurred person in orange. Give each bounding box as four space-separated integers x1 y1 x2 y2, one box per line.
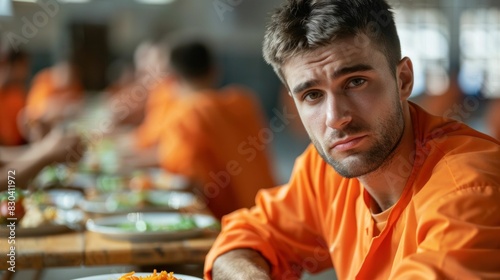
0 48 29 146
205 0 500 279
24 58 84 141
157 40 276 219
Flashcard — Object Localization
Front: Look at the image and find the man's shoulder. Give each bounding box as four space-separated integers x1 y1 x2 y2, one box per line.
411 104 500 201
428 134 500 189
411 102 499 157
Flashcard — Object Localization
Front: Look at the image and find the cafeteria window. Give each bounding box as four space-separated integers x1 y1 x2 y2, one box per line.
460 8 500 97
394 8 450 97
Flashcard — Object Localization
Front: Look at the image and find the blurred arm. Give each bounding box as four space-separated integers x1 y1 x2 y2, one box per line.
0 145 52 190
0 128 84 191
212 249 271 280
0 145 30 163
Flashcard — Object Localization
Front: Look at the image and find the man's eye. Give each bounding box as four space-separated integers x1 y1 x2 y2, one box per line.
303 91 322 101
347 78 366 88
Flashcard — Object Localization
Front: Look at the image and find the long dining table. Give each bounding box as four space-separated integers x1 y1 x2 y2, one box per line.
0 227 217 278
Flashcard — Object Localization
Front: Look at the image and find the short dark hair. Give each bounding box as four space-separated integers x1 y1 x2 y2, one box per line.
263 0 401 83
169 41 213 81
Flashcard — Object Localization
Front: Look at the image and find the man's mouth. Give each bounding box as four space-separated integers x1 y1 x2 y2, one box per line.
331 135 367 152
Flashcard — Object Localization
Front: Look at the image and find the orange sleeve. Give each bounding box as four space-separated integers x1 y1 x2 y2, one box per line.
203 146 331 280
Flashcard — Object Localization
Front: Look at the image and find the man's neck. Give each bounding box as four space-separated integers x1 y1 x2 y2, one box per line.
358 104 415 213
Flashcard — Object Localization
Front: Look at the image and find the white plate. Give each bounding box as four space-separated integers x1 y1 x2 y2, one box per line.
33 189 84 209
72 273 202 280
86 212 216 242
0 209 84 237
79 191 196 215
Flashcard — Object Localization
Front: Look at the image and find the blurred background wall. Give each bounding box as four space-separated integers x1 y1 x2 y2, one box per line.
0 0 285 116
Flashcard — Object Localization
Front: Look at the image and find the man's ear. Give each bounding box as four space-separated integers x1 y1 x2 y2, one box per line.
397 57 414 100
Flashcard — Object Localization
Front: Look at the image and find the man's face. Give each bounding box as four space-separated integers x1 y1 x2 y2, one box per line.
282 36 406 178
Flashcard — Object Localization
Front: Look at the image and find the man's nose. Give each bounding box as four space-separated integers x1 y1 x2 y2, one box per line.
325 94 352 129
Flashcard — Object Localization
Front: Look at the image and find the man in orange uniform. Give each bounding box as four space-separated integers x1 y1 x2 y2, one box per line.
157 40 276 219
205 0 500 279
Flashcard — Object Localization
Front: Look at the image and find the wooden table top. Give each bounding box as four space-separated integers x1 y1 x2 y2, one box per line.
84 231 217 267
0 229 217 270
0 231 85 269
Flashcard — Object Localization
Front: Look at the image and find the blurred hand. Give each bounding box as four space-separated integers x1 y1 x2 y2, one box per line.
38 128 86 165
27 119 53 142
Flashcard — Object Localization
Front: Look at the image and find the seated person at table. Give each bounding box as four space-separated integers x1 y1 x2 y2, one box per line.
157 40 276 219
24 58 84 141
0 127 84 191
205 0 500 279
0 48 29 146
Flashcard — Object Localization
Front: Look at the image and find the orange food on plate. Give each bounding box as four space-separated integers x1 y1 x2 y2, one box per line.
119 270 179 280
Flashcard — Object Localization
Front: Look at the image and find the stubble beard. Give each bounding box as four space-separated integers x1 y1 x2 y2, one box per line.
312 99 405 178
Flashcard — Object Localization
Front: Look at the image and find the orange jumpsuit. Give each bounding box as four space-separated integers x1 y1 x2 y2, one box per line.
204 102 500 279
158 86 276 219
0 84 25 145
